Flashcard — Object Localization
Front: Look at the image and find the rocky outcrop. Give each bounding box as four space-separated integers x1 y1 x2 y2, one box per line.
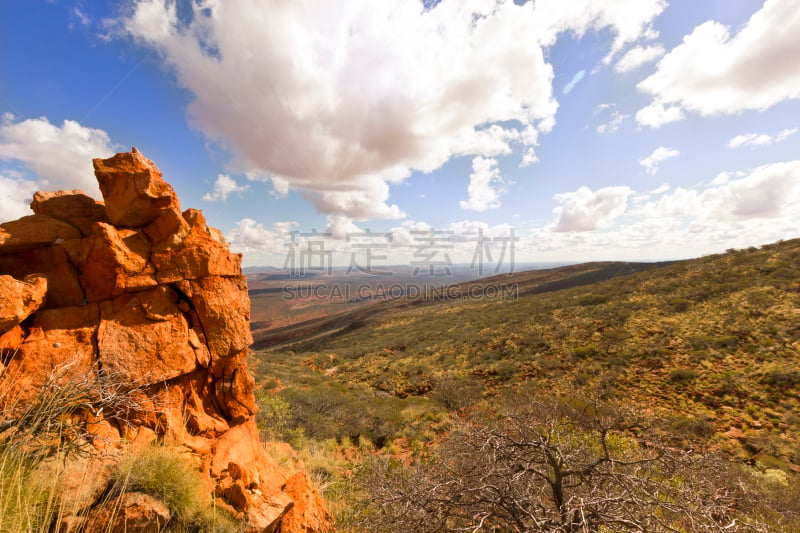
0 148 332 533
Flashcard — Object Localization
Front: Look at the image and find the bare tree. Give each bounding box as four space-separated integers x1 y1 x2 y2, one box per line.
360 397 769 532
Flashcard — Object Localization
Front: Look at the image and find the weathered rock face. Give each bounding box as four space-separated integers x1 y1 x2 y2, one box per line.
0 148 332 533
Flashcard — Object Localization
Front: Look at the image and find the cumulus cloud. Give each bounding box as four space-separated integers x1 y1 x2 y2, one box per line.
227 218 298 255
460 157 505 212
637 0 800 126
122 0 665 219
635 102 684 128
639 146 679 175
0 114 116 197
614 44 665 72
702 160 800 220
202 174 249 202
728 127 797 148
551 185 633 232
0 174 38 223
326 214 362 240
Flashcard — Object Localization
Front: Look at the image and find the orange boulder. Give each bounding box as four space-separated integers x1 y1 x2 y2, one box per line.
93 148 180 228
0 274 47 333
0 214 81 255
97 287 199 383
30 189 109 236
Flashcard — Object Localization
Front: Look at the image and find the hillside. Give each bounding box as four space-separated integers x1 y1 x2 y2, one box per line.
253 238 800 472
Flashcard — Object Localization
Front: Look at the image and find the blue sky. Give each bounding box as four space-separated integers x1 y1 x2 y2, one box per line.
1 0 799 268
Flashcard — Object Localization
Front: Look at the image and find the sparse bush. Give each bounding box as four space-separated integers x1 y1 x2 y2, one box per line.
178 505 241 533
113 445 202 525
256 392 293 440
572 345 598 360
762 368 800 391
666 297 691 312
670 368 699 384
578 293 610 306
429 374 482 411
669 415 715 439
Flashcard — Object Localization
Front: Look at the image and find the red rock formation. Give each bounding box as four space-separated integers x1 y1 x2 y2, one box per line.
0 148 332 533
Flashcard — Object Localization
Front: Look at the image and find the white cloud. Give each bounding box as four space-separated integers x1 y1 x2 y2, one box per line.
305 181 405 221
520 148 540 167
711 171 732 186
71 6 91 27
326 214 362 240
630 161 800 222
122 0 664 220
596 110 628 134
639 146 679 175
0 174 38 223
460 157 505 212
227 218 298 256
728 127 797 148
728 133 771 149
551 185 633 232
702 160 800 220
0 114 116 198
776 128 798 142
637 0 800 125
530 161 800 261
635 101 684 128
614 44 665 73
530 0 666 61
202 174 249 202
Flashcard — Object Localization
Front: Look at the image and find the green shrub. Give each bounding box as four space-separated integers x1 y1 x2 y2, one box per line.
430 374 482 411
114 446 202 524
762 368 800 391
256 392 293 440
665 297 691 312
669 415 715 439
669 368 699 384
579 293 610 306
573 345 599 360
176 505 241 533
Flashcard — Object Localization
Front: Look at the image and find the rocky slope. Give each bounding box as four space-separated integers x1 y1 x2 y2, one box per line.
0 148 332 532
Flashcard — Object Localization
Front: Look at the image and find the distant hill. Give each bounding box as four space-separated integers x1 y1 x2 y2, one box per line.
253 238 800 471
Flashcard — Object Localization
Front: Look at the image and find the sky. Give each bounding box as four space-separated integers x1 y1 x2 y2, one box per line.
1 0 799 270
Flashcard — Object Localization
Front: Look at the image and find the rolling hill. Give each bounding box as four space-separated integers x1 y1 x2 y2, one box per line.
252 238 800 472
